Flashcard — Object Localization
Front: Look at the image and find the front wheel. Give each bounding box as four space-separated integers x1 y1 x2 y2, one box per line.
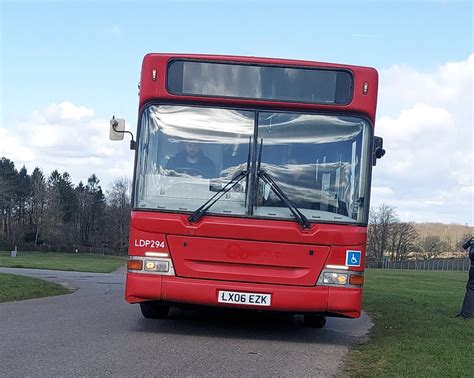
303 314 327 328
140 301 170 319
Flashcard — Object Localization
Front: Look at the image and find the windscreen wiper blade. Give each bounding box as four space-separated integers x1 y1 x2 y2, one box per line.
258 170 312 230
188 137 252 224
254 139 311 230
188 170 248 223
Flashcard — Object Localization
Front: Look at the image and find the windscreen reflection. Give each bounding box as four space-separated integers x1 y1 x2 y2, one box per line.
255 112 370 223
135 106 254 215
135 105 371 224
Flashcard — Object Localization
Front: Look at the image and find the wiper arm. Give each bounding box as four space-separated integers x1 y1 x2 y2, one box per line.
189 137 252 224
254 139 311 230
258 170 311 230
188 170 248 223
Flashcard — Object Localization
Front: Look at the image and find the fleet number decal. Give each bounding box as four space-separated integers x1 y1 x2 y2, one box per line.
134 239 165 249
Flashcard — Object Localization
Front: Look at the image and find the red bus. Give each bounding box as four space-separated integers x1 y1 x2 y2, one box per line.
110 53 384 328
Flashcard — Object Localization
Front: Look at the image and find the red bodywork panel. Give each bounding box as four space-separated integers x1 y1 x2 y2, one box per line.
125 53 376 318
126 211 367 318
126 273 361 317
139 53 378 124
167 235 330 286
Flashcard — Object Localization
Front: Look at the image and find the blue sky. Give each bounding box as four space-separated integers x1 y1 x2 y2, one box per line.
1 0 473 224
2 1 471 122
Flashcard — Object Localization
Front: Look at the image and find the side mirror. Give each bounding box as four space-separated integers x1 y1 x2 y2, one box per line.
110 117 125 141
109 116 136 150
373 136 386 166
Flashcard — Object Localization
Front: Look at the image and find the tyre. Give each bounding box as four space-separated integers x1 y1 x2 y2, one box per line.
303 314 327 328
140 301 170 319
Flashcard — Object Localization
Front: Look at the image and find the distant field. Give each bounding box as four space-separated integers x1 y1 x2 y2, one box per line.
0 251 125 273
0 273 71 303
340 269 473 377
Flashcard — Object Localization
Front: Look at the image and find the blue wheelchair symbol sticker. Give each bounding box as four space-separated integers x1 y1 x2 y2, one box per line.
346 250 361 267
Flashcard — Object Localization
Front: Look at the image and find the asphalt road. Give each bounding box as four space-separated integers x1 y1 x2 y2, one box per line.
0 267 372 377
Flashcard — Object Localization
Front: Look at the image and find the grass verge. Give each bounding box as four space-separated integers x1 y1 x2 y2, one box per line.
0 251 125 273
0 273 71 303
340 269 473 377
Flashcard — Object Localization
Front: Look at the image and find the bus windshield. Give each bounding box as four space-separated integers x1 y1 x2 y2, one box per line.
135 105 371 224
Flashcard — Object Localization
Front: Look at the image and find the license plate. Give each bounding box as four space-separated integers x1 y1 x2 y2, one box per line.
217 290 271 307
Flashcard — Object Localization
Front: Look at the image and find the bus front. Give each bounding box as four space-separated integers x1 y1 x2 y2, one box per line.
121 54 380 327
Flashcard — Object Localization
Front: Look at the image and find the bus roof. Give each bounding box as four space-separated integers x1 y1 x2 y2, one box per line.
139 53 378 124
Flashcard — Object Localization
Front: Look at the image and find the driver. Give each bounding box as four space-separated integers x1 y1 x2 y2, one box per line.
166 142 217 179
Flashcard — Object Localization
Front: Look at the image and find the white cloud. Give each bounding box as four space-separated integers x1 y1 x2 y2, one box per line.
378 54 474 116
36 101 95 123
372 54 474 225
0 101 134 189
371 186 395 196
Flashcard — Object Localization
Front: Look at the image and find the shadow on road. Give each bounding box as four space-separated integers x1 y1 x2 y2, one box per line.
131 306 361 345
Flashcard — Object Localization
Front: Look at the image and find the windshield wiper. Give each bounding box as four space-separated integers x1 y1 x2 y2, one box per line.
188 170 248 223
258 170 312 230
188 137 251 224
256 139 311 230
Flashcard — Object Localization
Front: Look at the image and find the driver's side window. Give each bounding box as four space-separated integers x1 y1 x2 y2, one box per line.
161 139 218 179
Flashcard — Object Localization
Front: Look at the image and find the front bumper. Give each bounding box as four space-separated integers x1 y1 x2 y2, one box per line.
125 273 362 318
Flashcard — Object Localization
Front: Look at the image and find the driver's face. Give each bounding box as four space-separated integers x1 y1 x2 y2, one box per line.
185 143 200 158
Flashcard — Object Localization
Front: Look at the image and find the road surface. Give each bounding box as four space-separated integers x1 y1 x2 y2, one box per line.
0 267 372 376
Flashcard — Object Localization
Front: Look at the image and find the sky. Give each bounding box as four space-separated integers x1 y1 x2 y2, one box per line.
1 0 473 225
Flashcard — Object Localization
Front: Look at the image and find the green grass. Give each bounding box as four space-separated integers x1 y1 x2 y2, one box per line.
340 269 473 377
0 273 71 302
0 251 125 273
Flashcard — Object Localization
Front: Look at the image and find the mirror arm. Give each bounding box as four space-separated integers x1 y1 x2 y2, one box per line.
111 116 137 150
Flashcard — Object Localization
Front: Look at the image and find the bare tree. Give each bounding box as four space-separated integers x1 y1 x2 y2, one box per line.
105 177 131 255
76 175 105 246
388 222 419 261
419 235 447 259
367 203 398 262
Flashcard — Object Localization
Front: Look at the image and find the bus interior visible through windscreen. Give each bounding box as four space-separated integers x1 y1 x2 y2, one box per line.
135 105 371 224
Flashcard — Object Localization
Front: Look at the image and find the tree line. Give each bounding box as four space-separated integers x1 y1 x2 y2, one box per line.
1 156 471 258
0 157 130 255
367 204 471 262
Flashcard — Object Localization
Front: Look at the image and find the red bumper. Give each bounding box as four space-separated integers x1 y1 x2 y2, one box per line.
125 273 362 318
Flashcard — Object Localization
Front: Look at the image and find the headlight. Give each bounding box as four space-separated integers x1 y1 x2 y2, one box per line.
127 257 175 276
144 260 169 272
323 272 348 285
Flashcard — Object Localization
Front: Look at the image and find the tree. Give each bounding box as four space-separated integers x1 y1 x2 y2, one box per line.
76 181 88 244
388 222 419 261
0 156 133 253
86 174 105 246
75 174 106 247
105 177 131 255
44 170 78 248
30 167 46 245
15 166 31 235
419 235 447 259
0 158 19 242
367 203 398 262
